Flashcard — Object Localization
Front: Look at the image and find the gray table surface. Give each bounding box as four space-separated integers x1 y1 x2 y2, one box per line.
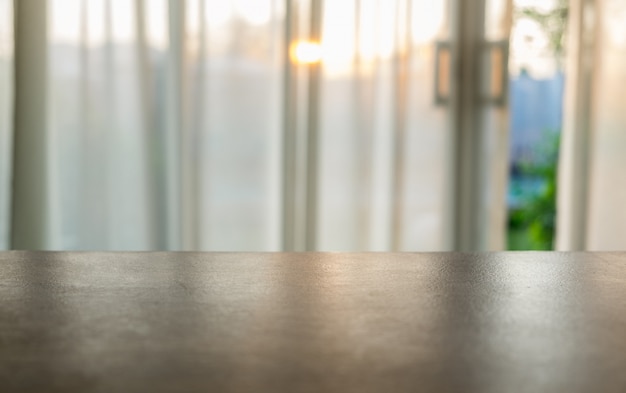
1 251 626 392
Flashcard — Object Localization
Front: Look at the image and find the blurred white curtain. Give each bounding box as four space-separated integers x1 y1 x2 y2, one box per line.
7 0 285 250
557 0 626 250
2 0 516 251
1 0 460 251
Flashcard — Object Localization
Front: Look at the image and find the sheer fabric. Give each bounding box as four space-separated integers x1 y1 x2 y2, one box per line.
47 0 284 250
317 0 453 250
578 0 626 249
584 0 626 249
557 0 626 250
1 0 461 251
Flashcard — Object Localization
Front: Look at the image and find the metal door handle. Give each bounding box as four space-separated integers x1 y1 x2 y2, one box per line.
434 40 509 107
483 40 509 106
434 41 452 106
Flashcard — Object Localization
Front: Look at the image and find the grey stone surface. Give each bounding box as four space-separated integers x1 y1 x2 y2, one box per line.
1 251 626 392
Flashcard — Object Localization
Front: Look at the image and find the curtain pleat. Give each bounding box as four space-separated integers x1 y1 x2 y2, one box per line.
11 0 50 250
0 0 13 249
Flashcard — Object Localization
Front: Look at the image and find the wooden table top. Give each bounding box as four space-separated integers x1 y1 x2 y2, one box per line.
1 251 626 392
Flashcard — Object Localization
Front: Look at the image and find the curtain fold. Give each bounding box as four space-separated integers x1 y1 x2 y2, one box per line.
11 0 51 249
0 0 13 249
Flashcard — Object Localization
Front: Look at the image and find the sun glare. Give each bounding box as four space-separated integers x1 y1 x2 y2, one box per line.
292 41 323 65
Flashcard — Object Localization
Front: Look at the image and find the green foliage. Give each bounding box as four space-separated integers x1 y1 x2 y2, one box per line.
507 2 567 250
516 0 569 62
508 132 560 250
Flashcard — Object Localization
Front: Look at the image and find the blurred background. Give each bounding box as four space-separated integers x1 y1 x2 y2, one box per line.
0 0 624 251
